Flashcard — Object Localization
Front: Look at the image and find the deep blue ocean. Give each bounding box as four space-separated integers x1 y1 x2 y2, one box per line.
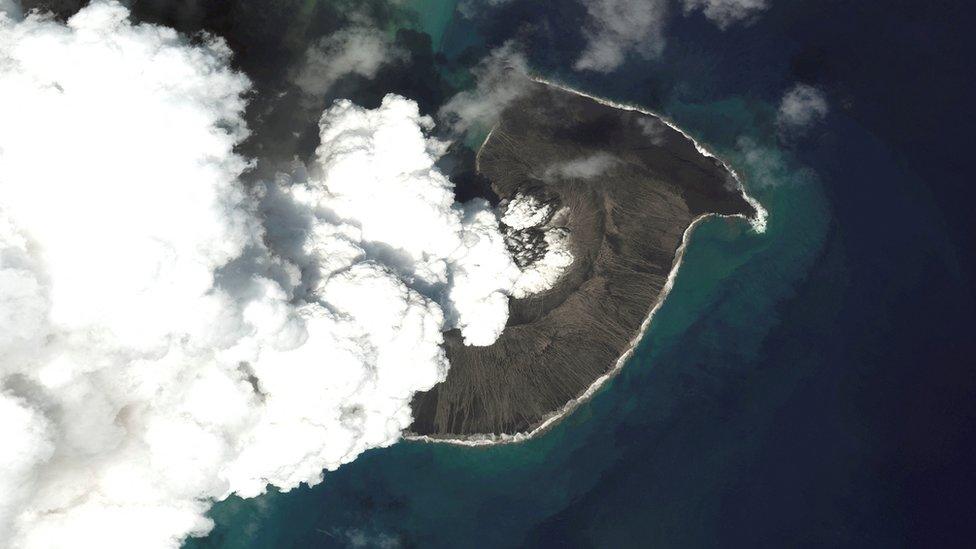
184 0 976 546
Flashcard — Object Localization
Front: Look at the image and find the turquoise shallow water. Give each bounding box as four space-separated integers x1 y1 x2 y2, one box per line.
185 0 976 546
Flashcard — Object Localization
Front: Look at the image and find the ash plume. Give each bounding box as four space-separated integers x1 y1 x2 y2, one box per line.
0 2 520 547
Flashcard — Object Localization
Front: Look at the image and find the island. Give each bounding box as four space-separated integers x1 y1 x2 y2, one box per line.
408 79 762 443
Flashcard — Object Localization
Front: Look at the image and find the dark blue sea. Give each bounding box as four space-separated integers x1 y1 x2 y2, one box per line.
183 0 976 546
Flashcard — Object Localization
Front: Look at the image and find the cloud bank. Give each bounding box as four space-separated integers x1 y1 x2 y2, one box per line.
271 95 519 346
0 2 518 547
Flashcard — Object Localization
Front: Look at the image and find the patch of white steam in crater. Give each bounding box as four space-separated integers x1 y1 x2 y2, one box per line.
500 194 575 298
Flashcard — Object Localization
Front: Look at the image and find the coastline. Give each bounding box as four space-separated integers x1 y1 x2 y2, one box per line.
405 80 767 447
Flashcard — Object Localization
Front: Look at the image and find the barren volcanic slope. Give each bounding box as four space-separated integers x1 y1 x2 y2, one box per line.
410 80 758 439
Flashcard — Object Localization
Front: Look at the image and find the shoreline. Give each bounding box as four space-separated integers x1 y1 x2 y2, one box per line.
405 79 767 447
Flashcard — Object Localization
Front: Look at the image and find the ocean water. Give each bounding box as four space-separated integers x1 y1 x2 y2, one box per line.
187 1 976 547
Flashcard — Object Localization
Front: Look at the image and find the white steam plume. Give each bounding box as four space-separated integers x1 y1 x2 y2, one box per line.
574 0 669 73
266 95 519 346
293 27 404 99
0 2 517 547
573 0 771 73
439 42 533 135
776 83 829 134
500 195 574 298
681 0 769 29
542 152 621 181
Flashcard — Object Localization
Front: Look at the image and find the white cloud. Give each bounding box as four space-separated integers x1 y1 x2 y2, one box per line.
573 0 772 73
439 42 533 135
681 0 769 29
735 136 790 188
776 83 828 132
574 0 670 73
501 193 553 230
293 27 404 99
332 527 401 549
636 117 667 144
278 95 519 346
0 3 519 547
735 136 815 188
542 152 621 181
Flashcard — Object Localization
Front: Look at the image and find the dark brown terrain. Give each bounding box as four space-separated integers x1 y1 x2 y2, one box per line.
410 80 757 439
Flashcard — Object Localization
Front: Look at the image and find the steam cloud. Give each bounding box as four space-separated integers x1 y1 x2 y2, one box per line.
776 83 829 133
293 27 404 99
500 195 574 298
0 2 519 547
439 43 533 136
681 0 769 29
575 0 772 73
575 0 669 72
430 0 774 75
542 152 622 181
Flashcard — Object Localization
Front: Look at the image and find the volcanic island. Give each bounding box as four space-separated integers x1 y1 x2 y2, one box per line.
408 80 764 443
